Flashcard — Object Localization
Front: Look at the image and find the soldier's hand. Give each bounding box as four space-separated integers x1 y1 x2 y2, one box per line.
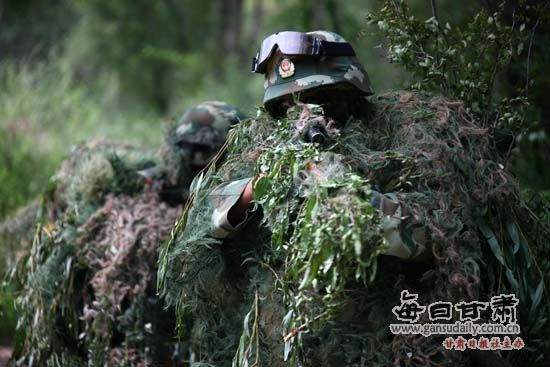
227 180 254 227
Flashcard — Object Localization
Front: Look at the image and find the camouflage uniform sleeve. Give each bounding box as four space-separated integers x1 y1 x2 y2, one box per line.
371 191 427 259
210 177 253 238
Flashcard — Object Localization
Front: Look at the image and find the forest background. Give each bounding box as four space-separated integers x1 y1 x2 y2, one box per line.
0 0 548 350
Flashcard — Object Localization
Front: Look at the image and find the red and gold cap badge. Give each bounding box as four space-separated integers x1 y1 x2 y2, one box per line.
278 58 295 79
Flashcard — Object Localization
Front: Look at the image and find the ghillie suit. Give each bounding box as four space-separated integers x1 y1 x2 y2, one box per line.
158 92 550 367
13 140 186 367
14 102 244 366
0 199 39 270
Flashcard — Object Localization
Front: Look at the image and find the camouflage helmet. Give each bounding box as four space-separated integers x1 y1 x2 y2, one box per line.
139 101 244 187
259 31 374 110
175 101 244 153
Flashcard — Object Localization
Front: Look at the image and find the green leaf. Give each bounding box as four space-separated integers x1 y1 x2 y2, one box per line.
284 340 292 361
530 280 544 317
479 222 505 266
505 269 520 295
281 309 294 330
507 222 521 255
298 264 312 290
354 237 362 257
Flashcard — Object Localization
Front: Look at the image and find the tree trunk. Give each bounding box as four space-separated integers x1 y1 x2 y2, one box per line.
218 0 244 78
326 0 341 34
0 0 4 31
163 0 186 51
220 0 243 55
247 0 264 53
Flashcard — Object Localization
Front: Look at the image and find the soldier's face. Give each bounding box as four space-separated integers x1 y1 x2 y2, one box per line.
296 88 358 123
177 141 214 170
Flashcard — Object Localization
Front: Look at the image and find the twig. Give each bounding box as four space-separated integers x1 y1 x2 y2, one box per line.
260 261 284 287
390 0 402 16
282 311 329 342
525 15 542 96
254 288 260 367
503 134 516 170
429 0 448 95
245 288 260 367
429 0 438 19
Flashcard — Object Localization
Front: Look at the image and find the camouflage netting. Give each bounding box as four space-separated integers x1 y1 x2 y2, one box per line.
14 139 188 367
158 91 550 367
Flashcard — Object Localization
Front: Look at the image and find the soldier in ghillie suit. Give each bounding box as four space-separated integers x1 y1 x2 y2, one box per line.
158 31 550 367
13 102 244 367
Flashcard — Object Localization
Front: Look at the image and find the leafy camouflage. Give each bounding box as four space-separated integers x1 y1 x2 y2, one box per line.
158 92 550 367
209 177 425 259
262 31 374 109
12 101 244 367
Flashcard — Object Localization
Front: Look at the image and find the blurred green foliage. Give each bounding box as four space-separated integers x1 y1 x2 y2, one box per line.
0 59 161 220
0 285 17 344
0 0 402 221
0 126 46 220
0 0 548 344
